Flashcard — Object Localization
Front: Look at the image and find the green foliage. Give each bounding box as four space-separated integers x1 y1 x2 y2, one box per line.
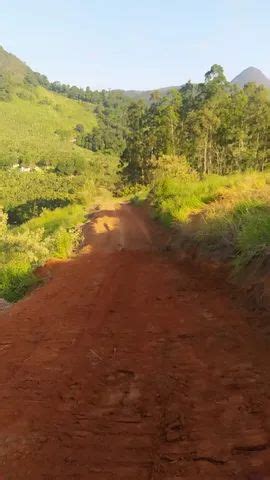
23 204 85 236
55 152 87 175
48 80 132 156
0 73 12 101
151 170 270 272
149 154 196 181
121 92 184 184
0 147 119 303
89 152 121 191
0 260 37 302
151 174 231 223
0 156 116 302
120 100 148 183
119 183 150 203
0 170 86 221
0 85 96 169
8 199 70 225
77 91 131 155
233 203 270 269
0 46 30 84
121 64 270 182
0 204 86 302
51 227 79 258
0 210 7 235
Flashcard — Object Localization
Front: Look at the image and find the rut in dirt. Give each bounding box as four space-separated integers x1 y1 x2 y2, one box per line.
0 202 270 479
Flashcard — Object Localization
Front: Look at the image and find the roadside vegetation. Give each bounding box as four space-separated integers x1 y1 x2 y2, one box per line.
151 170 270 271
0 159 119 302
0 170 109 301
0 204 85 301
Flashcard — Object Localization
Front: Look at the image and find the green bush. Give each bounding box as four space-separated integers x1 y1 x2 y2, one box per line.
0 204 86 302
51 227 79 258
0 259 37 302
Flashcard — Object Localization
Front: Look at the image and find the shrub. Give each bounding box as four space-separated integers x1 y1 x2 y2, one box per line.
150 154 197 182
0 259 37 302
0 204 86 302
51 227 80 258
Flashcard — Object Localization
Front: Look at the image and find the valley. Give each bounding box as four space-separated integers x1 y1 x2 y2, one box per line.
0 40 270 480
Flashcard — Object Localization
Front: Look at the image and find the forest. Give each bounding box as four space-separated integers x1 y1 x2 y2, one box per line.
46 64 270 181
119 64 270 182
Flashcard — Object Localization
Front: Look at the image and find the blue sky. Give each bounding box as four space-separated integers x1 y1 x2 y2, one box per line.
1 0 269 90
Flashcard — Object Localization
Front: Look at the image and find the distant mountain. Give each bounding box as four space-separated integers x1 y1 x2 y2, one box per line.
117 67 270 102
1 44 269 99
112 86 180 102
231 67 270 89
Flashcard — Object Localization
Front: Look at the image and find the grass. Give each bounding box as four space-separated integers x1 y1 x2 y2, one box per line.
0 45 29 82
151 174 237 224
0 260 37 303
0 172 116 303
0 204 86 302
233 203 270 269
22 204 85 236
0 168 104 303
151 170 270 271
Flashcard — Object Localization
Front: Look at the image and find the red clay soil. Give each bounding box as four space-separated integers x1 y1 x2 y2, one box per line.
0 202 270 479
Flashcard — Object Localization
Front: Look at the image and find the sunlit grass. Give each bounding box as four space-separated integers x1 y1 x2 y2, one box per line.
151 170 270 270
0 204 86 302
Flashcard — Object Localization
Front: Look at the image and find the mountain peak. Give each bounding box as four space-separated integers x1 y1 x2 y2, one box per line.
232 66 270 88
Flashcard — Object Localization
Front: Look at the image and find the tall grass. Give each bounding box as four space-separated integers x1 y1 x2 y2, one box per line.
0 204 86 302
151 171 270 271
151 174 239 223
23 204 85 236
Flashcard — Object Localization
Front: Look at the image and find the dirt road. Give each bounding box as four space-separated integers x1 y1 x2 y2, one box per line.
0 202 270 479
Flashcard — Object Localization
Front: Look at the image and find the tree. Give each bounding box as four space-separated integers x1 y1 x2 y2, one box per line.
121 101 148 183
204 64 228 99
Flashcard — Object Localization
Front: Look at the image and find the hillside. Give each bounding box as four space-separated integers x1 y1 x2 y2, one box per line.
0 85 96 168
0 45 30 82
0 46 97 168
231 66 270 88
